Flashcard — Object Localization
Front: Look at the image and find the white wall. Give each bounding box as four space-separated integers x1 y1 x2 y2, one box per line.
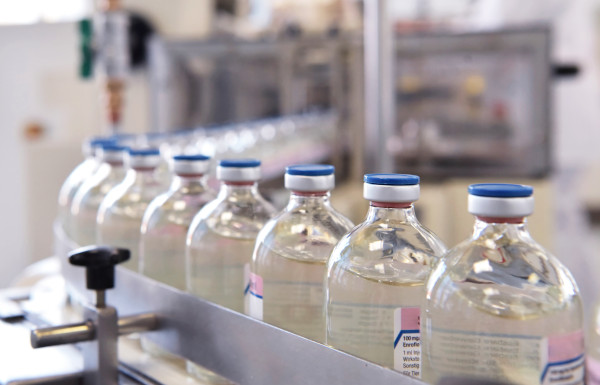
0 1 213 288
0 22 100 287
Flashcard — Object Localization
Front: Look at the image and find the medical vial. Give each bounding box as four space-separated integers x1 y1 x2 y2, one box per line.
422 184 584 385
97 148 164 270
187 159 275 312
326 174 446 378
248 165 354 343
70 144 128 246
58 138 114 238
139 154 214 290
588 302 600 384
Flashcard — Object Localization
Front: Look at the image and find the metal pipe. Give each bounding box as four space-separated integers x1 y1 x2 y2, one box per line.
96 290 106 308
364 0 394 172
118 313 159 335
30 321 95 348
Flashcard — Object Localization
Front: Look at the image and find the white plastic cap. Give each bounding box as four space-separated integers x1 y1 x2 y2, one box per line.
87 138 116 158
285 165 335 192
172 154 211 175
126 148 161 169
363 174 420 202
468 184 534 217
217 159 261 182
99 145 128 164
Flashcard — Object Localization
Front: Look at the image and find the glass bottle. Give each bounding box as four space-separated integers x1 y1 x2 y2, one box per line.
139 154 214 290
97 148 164 270
187 159 275 312
248 164 354 343
138 154 214 364
58 137 115 238
326 174 446 378
70 144 128 247
588 302 600 385
422 184 584 385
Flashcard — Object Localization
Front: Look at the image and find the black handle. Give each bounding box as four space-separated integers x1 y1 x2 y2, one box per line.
69 246 130 291
553 63 580 78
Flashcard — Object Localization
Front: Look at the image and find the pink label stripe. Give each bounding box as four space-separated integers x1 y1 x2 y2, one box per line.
401 307 421 330
249 272 263 297
548 330 584 362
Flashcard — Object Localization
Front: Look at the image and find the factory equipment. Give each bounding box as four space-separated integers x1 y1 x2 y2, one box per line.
147 36 346 132
0 237 425 384
364 25 552 178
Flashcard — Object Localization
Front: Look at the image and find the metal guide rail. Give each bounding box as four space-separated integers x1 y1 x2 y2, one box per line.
53 224 425 385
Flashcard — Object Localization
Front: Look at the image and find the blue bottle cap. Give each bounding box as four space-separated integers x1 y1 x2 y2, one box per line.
89 138 116 147
219 159 261 168
102 144 129 152
364 174 420 186
468 184 533 198
129 148 160 156
173 154 211 161
286 164 335 176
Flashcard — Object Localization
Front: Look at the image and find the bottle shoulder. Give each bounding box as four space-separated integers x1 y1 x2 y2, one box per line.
253 206 354 264
263 204 354 237
326 219 446 283
188 195 276 241
426 235 581 319
58 159 98 206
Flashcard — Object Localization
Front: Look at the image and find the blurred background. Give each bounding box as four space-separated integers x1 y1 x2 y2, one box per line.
0 0 599 320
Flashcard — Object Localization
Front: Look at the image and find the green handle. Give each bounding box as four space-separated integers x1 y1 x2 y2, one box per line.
78 18 94 79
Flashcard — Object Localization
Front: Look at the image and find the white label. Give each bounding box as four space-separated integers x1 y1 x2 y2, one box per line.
429 328 584 384
394 307 421 378
245 270 263 320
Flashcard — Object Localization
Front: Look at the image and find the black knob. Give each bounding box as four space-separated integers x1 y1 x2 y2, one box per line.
69 246 130 291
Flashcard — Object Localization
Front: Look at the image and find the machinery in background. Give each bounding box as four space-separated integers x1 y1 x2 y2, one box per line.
147 36 347 132
363 25 552 178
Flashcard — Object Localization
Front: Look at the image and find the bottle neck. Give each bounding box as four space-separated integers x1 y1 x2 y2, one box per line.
472 216 529 239
171 174 206 190
287 191 331 209
104 160 124 168
126 167 158 185
366 201 418 223
218 181 259 198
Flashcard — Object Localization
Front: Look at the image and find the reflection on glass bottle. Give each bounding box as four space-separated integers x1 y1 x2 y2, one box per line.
422 184 584 385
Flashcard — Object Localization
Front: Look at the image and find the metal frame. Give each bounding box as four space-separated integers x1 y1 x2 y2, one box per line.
148 36 345 133
361 21 552 177
392 25 552 177
49 224 424 385
93 267 425 385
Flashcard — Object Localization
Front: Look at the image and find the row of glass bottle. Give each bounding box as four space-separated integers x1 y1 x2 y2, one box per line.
59 137 587 385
